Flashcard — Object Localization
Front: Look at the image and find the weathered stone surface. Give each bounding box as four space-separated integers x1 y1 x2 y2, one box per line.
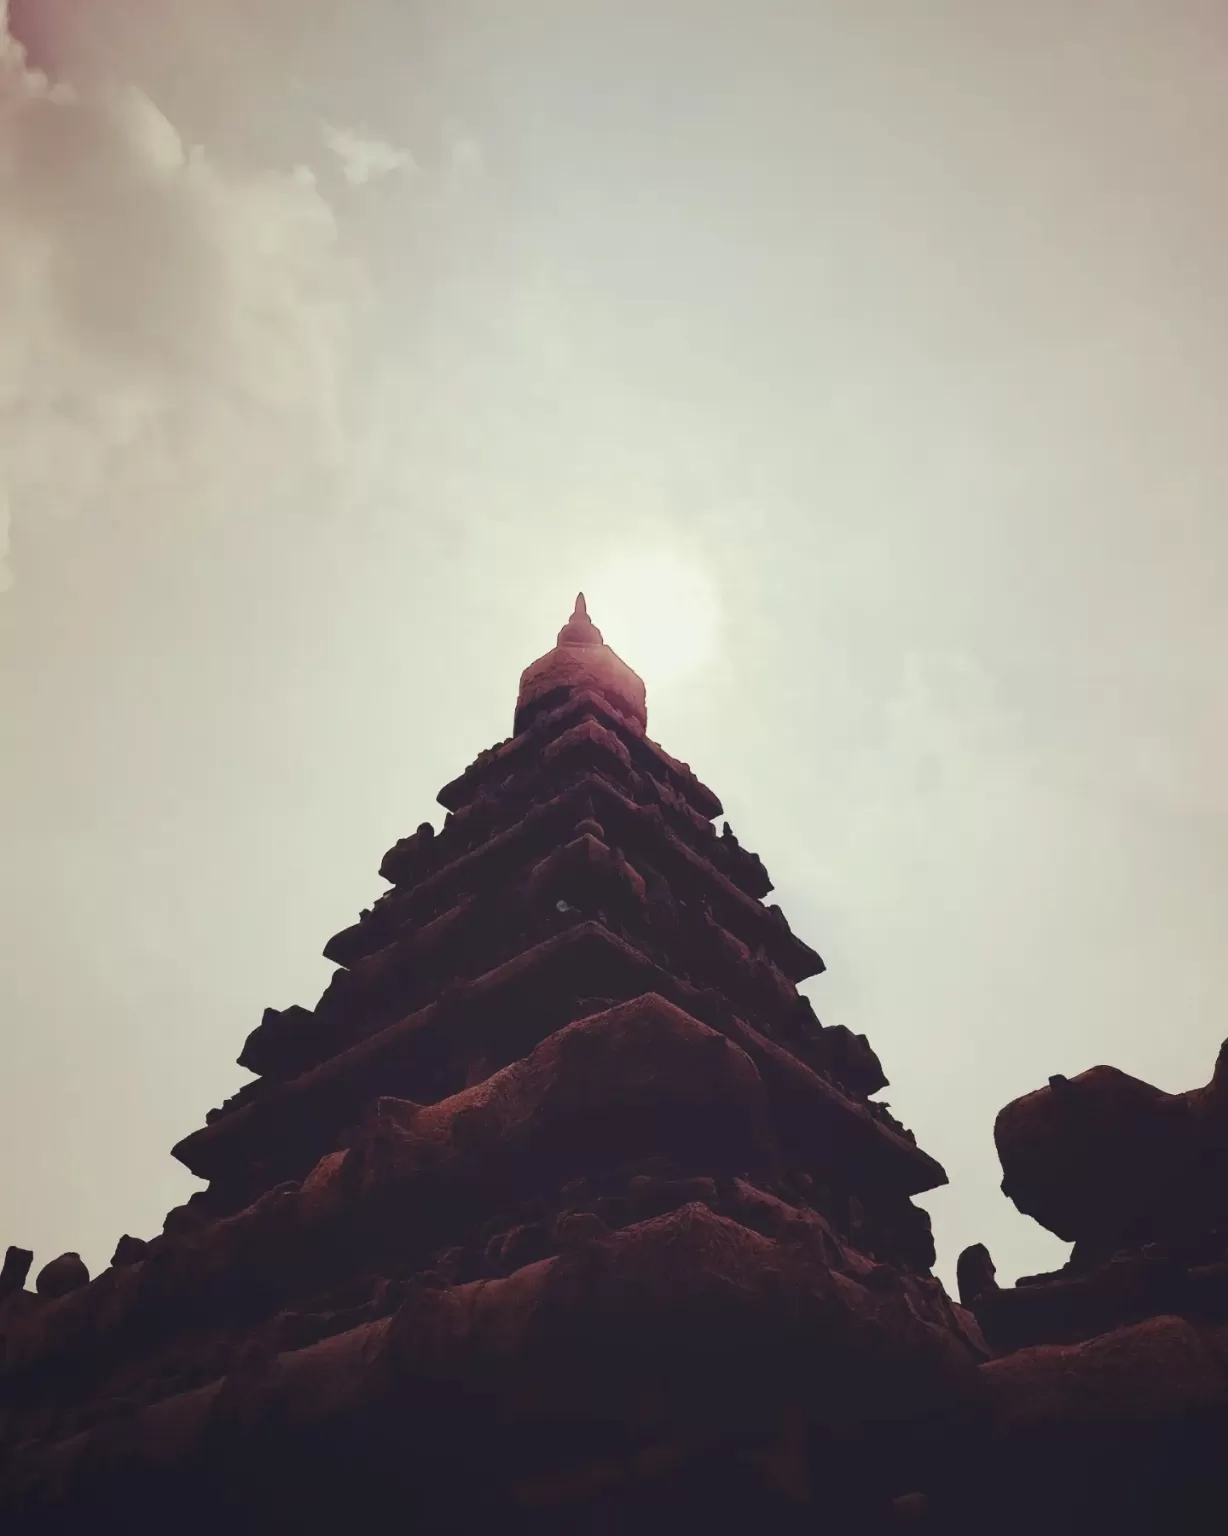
956 1242 997 1307
996 1040 1228 1265
997 1065 1178 1250
297 1148 351 1221
973 1036 1228 1360
34 1251 89 1299
0 1245 32 1295
109 1234 148 1268
928 1315 1228 1534
354 994 775 1211
0 1203 984 1530
981 1314 1228 1427
819 1023 889 1098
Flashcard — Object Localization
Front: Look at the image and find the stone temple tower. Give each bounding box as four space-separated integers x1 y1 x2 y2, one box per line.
0 597 984 1533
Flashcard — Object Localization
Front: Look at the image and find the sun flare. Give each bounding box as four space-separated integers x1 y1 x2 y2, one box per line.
583 551 721 687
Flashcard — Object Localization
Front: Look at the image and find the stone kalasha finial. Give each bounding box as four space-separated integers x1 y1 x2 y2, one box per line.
516 588 647 733
556 592 604 647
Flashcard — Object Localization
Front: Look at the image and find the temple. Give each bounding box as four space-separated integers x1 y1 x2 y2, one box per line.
167 592 945 1248
2 598 1227 1533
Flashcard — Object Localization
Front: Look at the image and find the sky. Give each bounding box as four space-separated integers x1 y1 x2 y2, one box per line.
2 0 1228 1296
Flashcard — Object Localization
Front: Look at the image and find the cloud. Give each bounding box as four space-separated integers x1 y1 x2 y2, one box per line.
322 123 413 187
0 6 360 587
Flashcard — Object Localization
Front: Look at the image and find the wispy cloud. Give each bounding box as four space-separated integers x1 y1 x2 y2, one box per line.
322 122 413 186
0 5 360 587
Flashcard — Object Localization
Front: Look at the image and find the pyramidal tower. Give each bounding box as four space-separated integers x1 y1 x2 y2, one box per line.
0 599 984 1533
174 593 945 1233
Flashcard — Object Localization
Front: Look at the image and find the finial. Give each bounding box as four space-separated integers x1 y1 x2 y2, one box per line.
556 591 603 647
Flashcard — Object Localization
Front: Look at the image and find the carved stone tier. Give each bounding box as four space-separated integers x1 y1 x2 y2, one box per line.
229 803 815 1109
323 771 816 981
175 926 943 1208
437 686 723 822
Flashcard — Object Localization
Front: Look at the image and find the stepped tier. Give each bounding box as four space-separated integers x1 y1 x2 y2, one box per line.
226 775 825 1100
438 687 723 822
175 928 943 1208
8 994 1227 1533
323 768 811 978
0 995 981 1534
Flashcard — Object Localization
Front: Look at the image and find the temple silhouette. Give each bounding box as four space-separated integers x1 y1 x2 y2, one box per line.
2 598 1227 1533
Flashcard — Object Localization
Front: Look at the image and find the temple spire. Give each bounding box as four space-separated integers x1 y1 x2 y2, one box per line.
514 588 646 733
556 591 603 647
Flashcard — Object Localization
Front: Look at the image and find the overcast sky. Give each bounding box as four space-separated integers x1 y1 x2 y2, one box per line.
3 0 1228 1294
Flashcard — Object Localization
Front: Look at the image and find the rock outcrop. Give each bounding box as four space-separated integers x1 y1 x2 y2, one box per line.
965 1038 1228 1354
948 1038 1228 1533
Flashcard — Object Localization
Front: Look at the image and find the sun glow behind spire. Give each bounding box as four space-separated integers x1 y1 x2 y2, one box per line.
583 551 721 688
